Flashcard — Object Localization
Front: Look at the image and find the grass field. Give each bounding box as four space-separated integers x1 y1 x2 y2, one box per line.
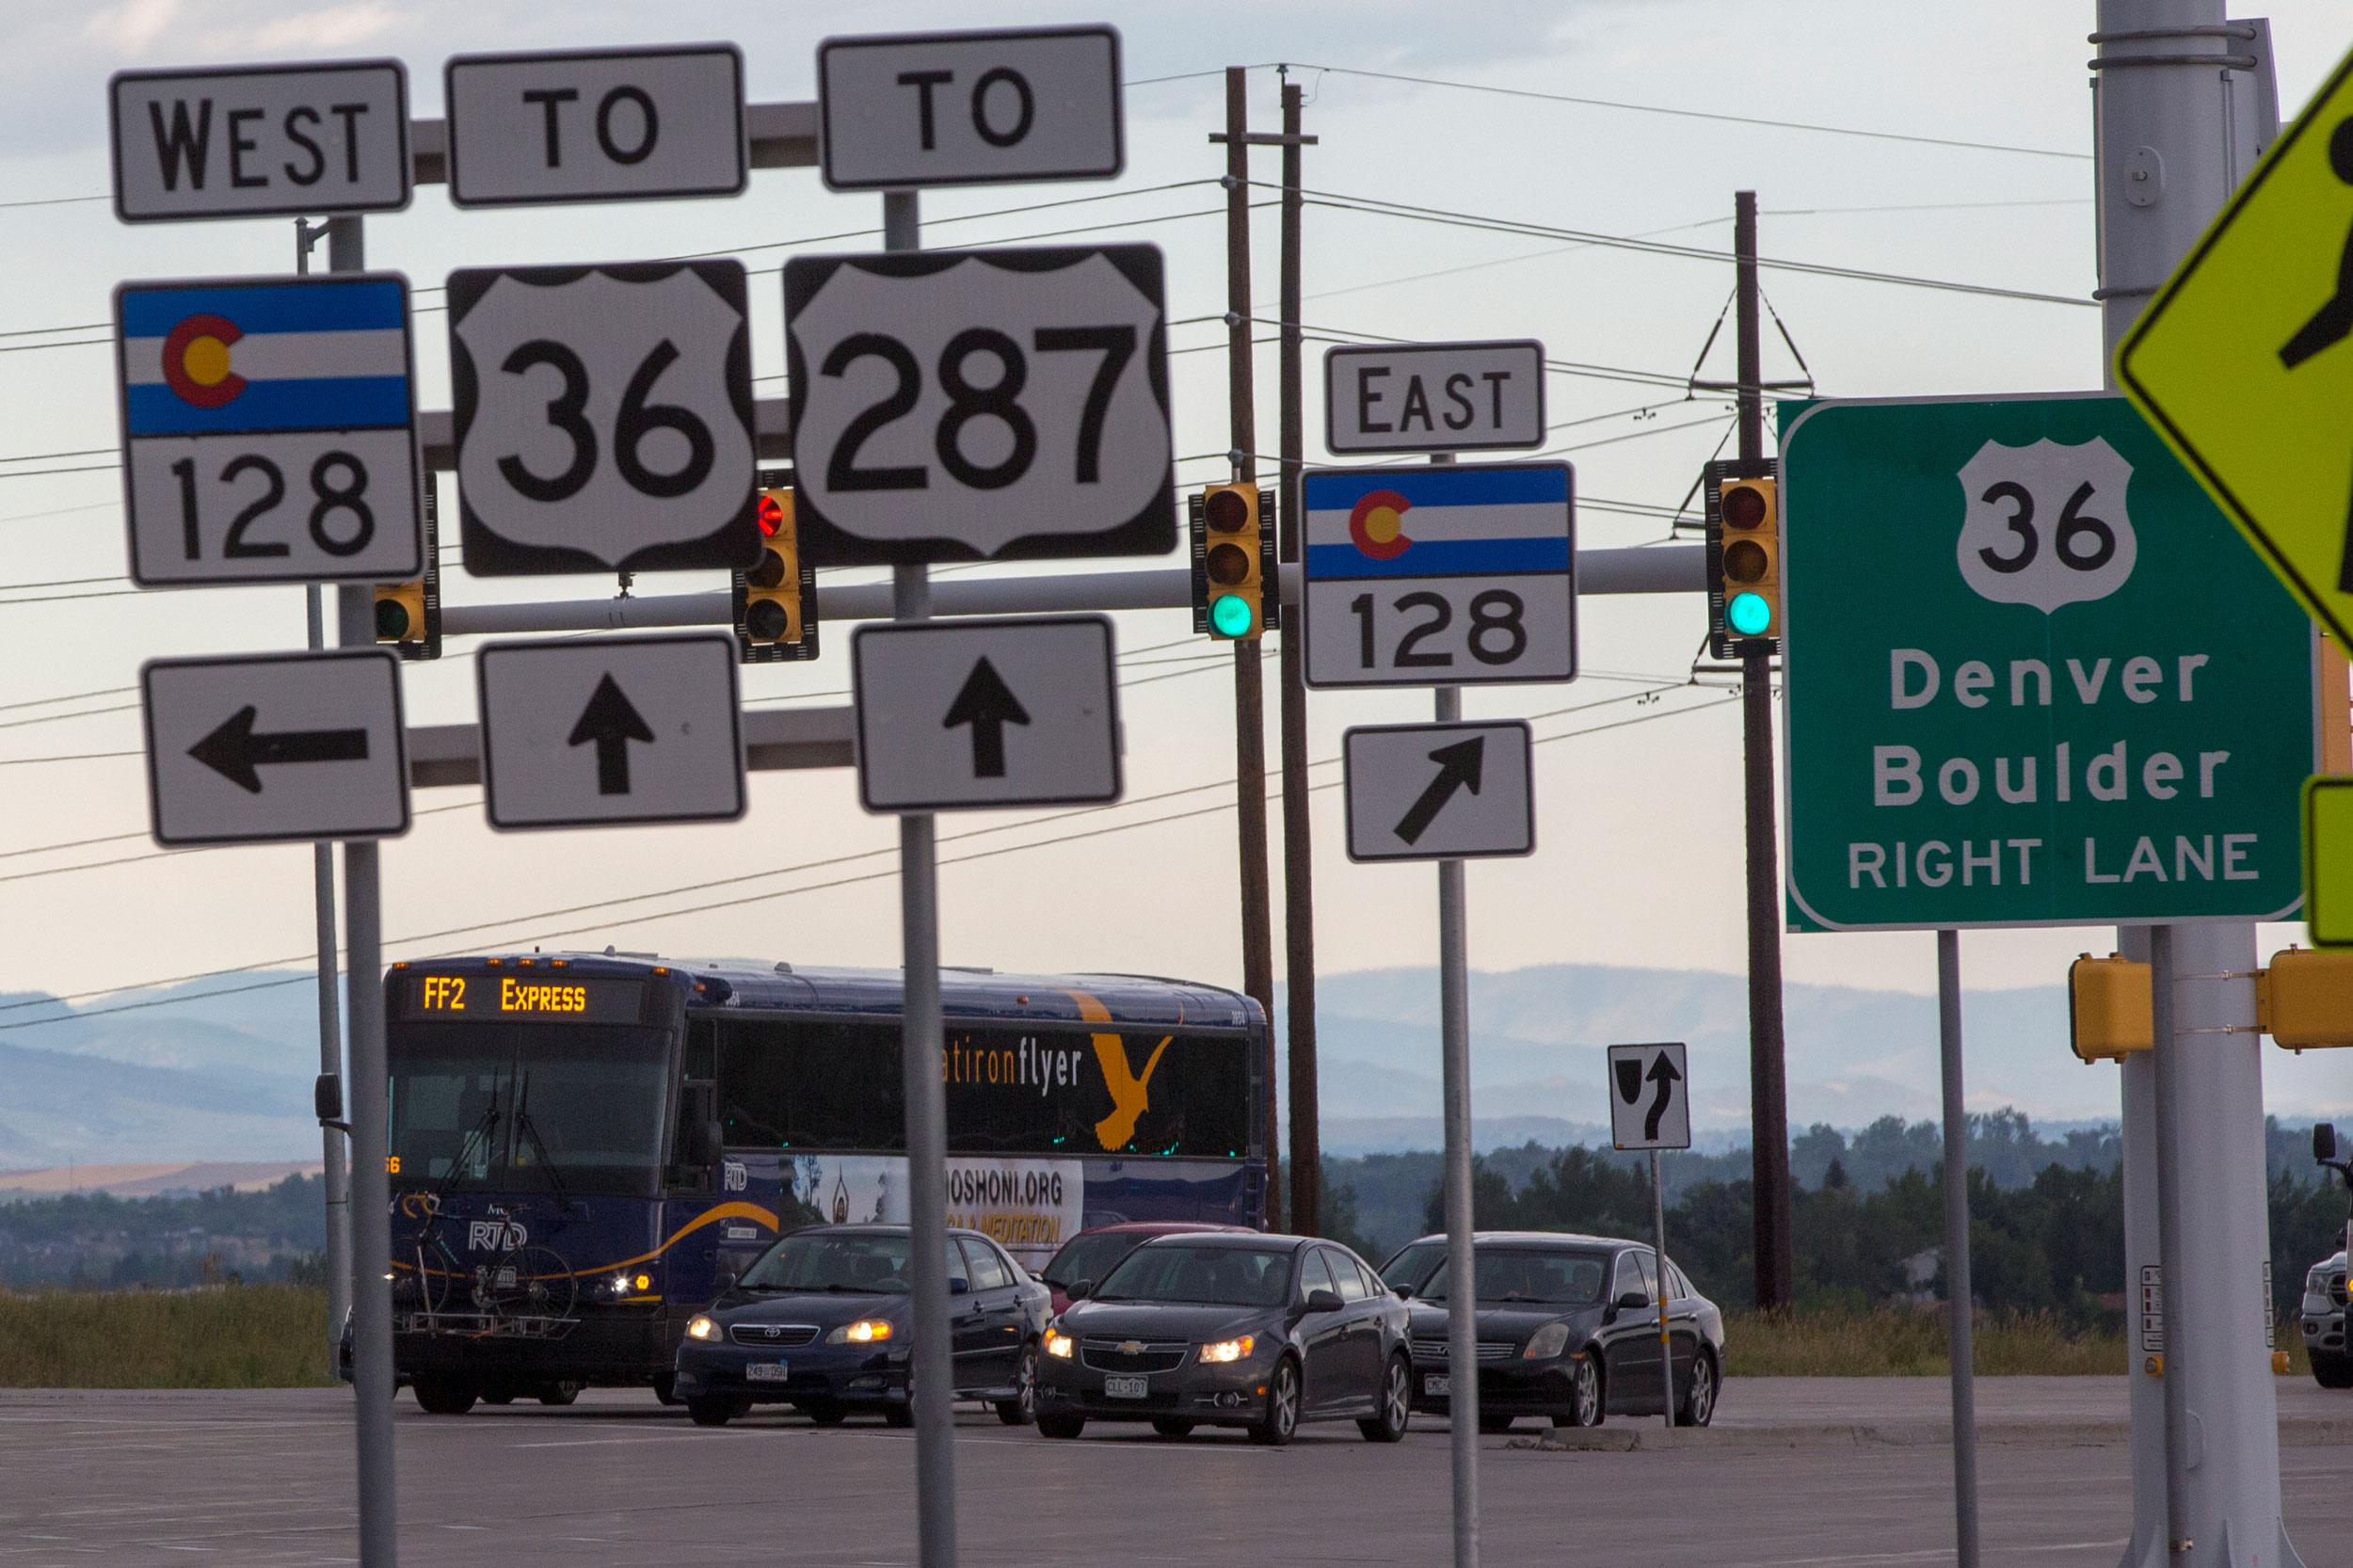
0 1288 2310 1387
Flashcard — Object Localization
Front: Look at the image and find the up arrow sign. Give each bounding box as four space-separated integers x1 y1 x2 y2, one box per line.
942 658 1032 779
568 673 656 796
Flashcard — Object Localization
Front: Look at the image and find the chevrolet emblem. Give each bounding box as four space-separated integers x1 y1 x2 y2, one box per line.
1118 1340 1145 1355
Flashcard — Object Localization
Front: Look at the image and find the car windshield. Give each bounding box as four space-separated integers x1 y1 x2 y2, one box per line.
1380 1240 1446 1293
1042 1231 1148 1288
1095 1243 1293 1307
1422 1249 1610 1305
742 1232 913 1294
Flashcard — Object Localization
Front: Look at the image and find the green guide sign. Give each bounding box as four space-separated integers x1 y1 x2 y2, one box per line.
1781 392 2314 932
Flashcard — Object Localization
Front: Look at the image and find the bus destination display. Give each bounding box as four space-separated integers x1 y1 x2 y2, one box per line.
400 970 647 1024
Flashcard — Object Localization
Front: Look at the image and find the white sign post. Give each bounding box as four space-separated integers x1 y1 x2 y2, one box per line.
476 633 744 830
448 260 758 575
783 245 1174 566
1608 1040 1691 1431
1342 720 1534 862
1323 341 1546 455
817 25 1122 190
851 615 1121 812
141 649 408 846
444 45 747 207
110 60 411 222
115 273 424 586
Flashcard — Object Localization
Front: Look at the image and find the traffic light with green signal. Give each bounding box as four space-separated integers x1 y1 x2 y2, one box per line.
1705 459 1780 659
1191 482 1278 640
374 474 440 659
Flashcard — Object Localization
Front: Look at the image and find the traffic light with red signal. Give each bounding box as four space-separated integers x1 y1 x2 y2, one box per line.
734 472 818 664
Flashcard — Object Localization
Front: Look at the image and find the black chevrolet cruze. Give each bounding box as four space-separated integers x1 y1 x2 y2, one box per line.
1380 1230 1725 1431
1034 1232 1412 1445
672 1224 1049 1428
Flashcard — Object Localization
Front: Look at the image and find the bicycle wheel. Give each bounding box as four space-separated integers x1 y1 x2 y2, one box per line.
477 1245 577 1324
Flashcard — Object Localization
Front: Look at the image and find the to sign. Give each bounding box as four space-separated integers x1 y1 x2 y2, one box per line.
142 649 408 846
449 260 758 576
1607 1043 1689 1153
111 61 409 222
817 25 1122 190
852 616 1120 812
444 46 746 207
1323 342 1545 455
477 633 744 831
1342 721 1534 862
115 274 422 586
2117 40 2353 651
1781 393 2313 930
784 246 1173 565
1302 462 1576 688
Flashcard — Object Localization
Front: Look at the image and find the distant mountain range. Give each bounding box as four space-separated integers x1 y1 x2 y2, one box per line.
0 962 2152 1166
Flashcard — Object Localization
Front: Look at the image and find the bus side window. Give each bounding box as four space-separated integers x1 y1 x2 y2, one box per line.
684 1016 717 1081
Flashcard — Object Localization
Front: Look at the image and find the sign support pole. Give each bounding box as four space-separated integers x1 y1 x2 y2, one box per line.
1216 68 1280 1227
1937 928 1981 1567
1650 1148 1673 1430
2094 8 2297 1566
293 217 351 1381
882 186 959 1568
326 212 398 1568
1733 188 1794 1313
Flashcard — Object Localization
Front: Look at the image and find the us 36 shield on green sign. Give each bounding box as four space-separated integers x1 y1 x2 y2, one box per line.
1780 392 2314 931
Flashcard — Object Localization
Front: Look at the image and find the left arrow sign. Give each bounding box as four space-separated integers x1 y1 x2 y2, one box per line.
188 705 370 794
567 673 656 796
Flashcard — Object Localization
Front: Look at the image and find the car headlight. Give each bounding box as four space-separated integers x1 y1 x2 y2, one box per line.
2310 1268 2330 1296
1523 1322 1571 1360
826 1319 895 1345
1045 1330 1075 1359
1199 1335 1256 1365
685 1315 718 1341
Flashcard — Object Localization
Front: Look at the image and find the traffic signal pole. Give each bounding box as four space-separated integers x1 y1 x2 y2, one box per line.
1217 69 1281 1225
326 213 398 1568
2093 9 2297 1566
1733 191 1795 1312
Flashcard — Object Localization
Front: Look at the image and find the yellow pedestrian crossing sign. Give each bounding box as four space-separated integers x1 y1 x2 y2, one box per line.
2119 44 2353 649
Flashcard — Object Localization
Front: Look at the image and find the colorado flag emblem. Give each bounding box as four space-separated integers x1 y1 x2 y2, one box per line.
1305 464 1572 580
120 277 411 437
113 273 422 587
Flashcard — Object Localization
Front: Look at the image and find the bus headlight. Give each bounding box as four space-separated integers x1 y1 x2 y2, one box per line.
612 1272 652 1295
685 1315 719 1341
1045 1330 1075 1360
826 1319 894 1345
1199 1335 1255 1364
1523 1322 1571 1360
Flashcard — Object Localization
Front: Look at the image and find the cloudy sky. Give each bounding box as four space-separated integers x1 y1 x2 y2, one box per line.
5 0 2351 1120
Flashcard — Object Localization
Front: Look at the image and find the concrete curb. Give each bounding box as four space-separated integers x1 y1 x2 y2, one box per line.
1513 1417 2353 1452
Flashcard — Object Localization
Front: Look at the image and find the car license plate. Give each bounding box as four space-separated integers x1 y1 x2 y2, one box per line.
1104 1375 1149 1400
744 1362 789 1383
1424 1373 1449 1397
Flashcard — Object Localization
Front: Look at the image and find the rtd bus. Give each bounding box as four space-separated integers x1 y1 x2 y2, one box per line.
377 952 1268 1410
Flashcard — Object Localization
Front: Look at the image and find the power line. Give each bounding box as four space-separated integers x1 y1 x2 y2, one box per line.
0 682 1720 1029
1289 63 2089 162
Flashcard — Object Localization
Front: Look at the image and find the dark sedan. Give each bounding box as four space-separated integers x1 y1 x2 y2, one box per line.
672 1224 1049 1428
1035 1232 1412 1445
1037 1221 1256 1315
1381 1231 1725 1431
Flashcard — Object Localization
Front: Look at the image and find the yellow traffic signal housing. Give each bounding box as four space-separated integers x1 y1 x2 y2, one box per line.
372 476 440 659
1705 461 1781 658
374 580 427 645
2069 952 2153 1063
1191 483 1278 641
2260 947 2353 1050
734 478 818 664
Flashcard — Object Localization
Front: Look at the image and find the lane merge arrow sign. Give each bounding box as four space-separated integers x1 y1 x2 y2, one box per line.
942 657 1031 779
477 633 744 831
1607 1042 1691 1152
853 615 1120 812
142 650 408 846
568 673 656 796
1343 720 1534 863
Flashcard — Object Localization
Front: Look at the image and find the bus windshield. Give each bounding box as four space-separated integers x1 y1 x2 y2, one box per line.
388 1022 674 1197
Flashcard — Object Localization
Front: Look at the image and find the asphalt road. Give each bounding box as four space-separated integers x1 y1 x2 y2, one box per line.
2 1382 2348 1568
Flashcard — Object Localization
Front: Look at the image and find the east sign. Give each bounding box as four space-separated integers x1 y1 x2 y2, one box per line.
1780 393 2313 930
